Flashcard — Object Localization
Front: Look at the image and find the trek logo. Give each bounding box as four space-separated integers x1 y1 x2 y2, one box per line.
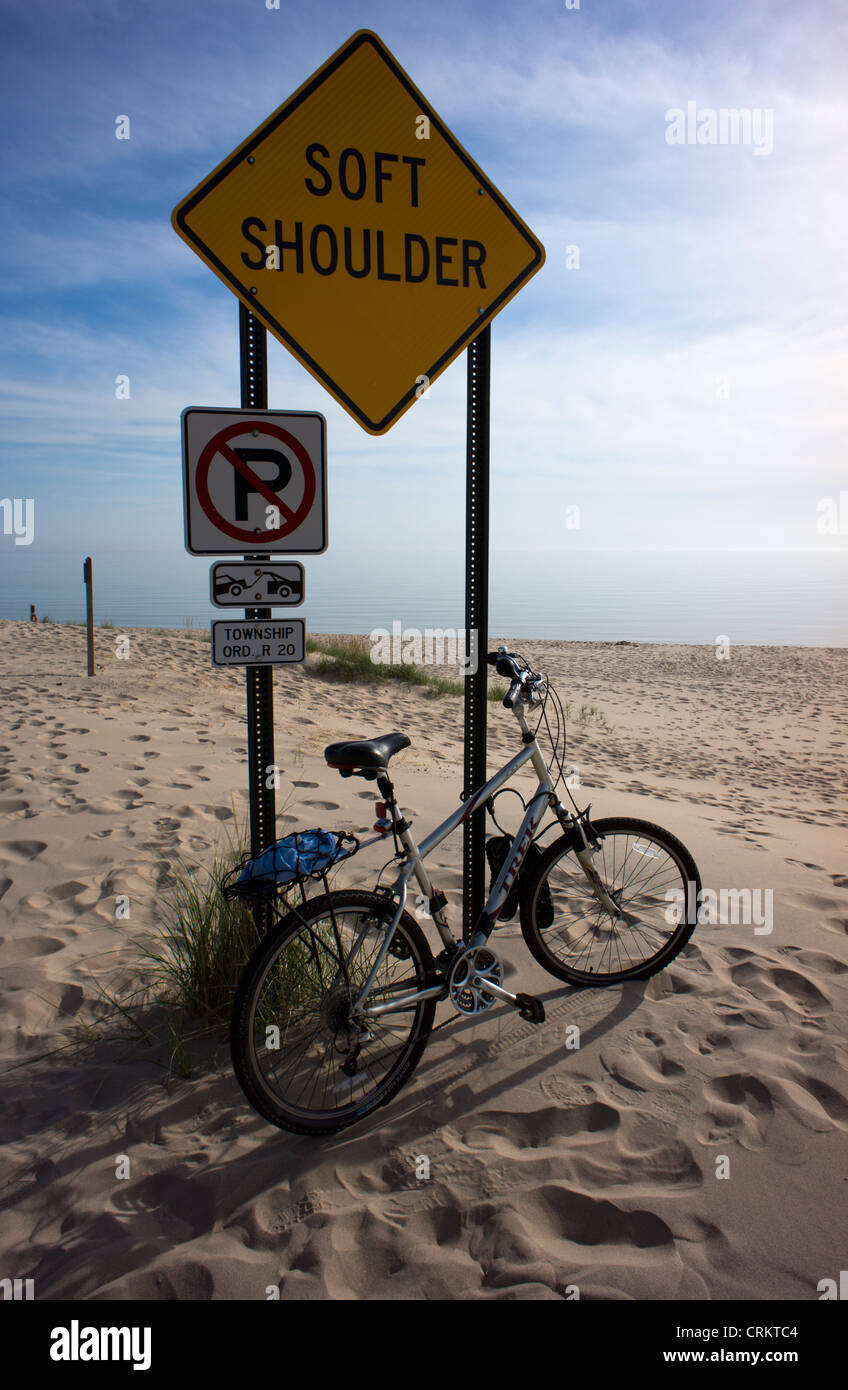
50 1320 151 1371
496 817 542 898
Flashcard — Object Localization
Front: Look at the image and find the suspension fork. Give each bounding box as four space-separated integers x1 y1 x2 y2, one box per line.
563 807 621 918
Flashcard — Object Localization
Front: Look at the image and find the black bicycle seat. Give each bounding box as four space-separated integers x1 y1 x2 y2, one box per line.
324 732 410 777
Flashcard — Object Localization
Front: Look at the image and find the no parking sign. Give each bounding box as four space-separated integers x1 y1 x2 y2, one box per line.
181 407 327 555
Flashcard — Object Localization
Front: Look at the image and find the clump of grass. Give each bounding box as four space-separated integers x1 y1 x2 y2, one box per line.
40 614 54 624
487 685 574 717
578 703 610 727
138 837 261 1026
487 683 609 726
100 617 114 629
306 635 465 697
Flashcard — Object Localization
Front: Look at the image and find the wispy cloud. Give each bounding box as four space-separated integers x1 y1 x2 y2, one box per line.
1 0 846 565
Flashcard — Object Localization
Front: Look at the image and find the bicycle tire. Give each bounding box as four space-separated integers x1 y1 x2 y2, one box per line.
519 816 701 985
230 890 439 1135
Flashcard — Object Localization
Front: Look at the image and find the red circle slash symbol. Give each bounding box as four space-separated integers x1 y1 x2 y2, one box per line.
195 422 317 544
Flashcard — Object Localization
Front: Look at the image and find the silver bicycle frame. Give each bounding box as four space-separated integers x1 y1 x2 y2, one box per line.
352 701 564 1021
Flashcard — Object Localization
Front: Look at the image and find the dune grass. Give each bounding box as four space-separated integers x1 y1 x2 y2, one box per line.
487 683 610 726
306 634 466 697
138 836 261 1028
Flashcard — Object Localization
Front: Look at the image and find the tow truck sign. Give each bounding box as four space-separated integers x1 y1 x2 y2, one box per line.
211 618 305 666
182 407 327 555
210 561 304 607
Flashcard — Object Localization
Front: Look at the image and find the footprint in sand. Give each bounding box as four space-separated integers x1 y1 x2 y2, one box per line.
0 935 65 962
778 946 848 976
0 799 36 819
0 840 47 862
153 818 182 835
729 959 831 1016
696 1073 774 1150
58 983 85 1015
783 1071 848 1130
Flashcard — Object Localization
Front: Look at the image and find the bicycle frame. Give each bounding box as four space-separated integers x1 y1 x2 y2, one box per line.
350 701 571 1021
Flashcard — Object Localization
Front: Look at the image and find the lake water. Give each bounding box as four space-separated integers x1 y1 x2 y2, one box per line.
1 546 846 647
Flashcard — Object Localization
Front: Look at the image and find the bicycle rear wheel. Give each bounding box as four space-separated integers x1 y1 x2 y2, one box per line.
519 817 700 985
230 890 438 1135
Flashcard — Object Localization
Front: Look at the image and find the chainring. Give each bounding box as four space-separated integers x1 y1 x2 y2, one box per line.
447 945 504 1015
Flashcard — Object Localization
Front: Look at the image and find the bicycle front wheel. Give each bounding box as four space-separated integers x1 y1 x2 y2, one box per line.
230 890 438 1135
519 817 700 985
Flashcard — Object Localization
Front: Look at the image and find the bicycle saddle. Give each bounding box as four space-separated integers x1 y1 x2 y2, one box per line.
324 732 410 778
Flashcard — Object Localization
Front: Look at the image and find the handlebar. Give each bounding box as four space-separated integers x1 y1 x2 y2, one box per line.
502 678 522 710
486 649 524 681
486 647 544 709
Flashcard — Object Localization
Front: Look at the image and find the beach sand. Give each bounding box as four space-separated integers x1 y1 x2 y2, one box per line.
1 618 847 1300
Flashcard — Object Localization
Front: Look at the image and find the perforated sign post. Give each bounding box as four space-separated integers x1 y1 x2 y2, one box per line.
173 29 545 937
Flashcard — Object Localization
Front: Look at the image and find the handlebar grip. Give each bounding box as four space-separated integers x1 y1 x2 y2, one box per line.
503 678 521 709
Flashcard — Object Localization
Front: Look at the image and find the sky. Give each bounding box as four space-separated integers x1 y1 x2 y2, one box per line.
1 0 847 567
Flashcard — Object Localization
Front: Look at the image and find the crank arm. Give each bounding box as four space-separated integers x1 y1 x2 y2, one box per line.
471 977 518 1005
471 977 546 1023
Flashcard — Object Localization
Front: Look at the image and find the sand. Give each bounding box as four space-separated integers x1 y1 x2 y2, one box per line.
1 618 846 1300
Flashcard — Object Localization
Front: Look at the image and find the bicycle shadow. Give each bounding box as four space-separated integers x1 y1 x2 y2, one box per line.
322 979 645 1152
2 979 645 1298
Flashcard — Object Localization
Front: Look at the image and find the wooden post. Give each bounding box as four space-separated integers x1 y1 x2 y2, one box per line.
83 556 95 676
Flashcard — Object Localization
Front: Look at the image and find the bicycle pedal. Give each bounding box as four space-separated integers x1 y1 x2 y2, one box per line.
515 993 545 1025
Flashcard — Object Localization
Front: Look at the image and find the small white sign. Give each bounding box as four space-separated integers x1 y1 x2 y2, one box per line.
210 561 304 607
211 619 305 666
182 407 327 555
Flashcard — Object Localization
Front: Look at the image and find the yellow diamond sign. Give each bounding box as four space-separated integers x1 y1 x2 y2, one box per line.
172 29 545 435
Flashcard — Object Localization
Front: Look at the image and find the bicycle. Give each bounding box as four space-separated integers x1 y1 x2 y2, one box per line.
227 648 702 1135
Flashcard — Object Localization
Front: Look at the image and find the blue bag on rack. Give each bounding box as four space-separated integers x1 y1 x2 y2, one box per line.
223 829 356 899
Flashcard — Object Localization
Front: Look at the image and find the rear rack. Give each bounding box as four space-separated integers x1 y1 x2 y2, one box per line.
220 829 359 903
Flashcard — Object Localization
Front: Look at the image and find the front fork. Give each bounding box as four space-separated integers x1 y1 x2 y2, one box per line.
568 808 621 918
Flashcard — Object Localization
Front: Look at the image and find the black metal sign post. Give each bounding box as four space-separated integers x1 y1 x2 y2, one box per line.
462 325 491 941
239 304 277 887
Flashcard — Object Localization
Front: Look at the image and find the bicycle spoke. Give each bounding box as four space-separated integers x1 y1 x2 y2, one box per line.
244 899 432 1122
535 824 693 981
